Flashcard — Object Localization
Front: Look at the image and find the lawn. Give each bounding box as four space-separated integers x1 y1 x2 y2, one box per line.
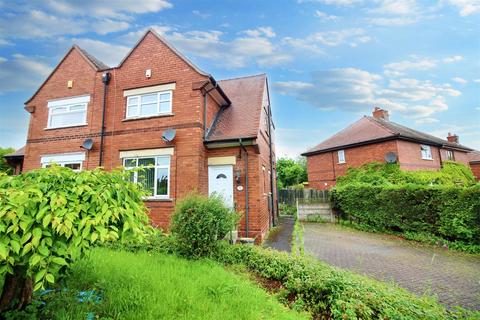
33 248 307 320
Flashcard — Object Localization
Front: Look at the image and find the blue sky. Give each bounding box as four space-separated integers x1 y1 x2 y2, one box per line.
0 0 479 158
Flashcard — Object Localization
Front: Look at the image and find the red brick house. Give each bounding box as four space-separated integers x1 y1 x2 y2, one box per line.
9 29 277 242
468 151 480 180
302 107 473 189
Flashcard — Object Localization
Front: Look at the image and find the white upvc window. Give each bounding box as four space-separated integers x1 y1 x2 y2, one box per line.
446 150 455 161
123 156 170 198
126 91 172 118
41 152 85 172
421 145 433 160
47 95 89 129
338 150 346 163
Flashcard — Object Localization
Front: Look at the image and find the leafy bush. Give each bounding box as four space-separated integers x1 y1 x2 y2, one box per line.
331 184 480 247
0 166 152 311
170 193 239 259
214 244 478 319
336 162 476 187
279 203 296 216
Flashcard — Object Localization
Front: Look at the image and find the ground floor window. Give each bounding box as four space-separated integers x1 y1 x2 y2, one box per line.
41 152 85 172
123 156 170 198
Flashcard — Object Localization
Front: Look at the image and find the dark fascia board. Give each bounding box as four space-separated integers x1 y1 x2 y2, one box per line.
301 135 472 156
204 137 256 148
469 160 480 165
3 155 24 160
208 76 231 106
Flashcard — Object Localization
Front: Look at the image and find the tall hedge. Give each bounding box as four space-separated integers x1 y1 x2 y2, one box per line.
331 184 480 244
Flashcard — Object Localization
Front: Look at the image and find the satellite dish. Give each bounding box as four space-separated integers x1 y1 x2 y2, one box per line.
162 129 176 142
384 152 397 163
81 138 94 150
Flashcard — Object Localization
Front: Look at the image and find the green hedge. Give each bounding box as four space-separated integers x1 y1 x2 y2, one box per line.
214 244 477 319
331 184 480 245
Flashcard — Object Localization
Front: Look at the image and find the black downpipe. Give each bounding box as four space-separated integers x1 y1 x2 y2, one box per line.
98 72 111 166
267 102 276 227
239 138 249 237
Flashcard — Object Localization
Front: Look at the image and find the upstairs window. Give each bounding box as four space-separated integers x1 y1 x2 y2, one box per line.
47 95 90 129
446 150 455 161
421 145 433 160
41 152 85 172
126 91 172 118
338 150 346 163
123 156 170 198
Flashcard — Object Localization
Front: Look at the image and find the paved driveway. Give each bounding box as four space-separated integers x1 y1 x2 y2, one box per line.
303 222 480 310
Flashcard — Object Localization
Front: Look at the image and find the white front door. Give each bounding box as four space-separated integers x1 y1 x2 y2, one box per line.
208 165 234 208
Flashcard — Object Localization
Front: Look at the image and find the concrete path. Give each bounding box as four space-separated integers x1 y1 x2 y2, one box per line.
303 222 480 310
263 216 294 253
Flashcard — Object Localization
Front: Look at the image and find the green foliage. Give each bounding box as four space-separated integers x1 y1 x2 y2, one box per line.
0 147 15 175
170 192 239 259
279 203 296 216
331 184 480 247
291 216 304 257
277 157 308 189
0 166 153 295
337 162 476 187
6 248 305 319
214 244 478 319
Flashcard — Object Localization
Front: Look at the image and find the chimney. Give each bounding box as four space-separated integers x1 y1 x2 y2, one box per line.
372 107 389 121
447 132 459 143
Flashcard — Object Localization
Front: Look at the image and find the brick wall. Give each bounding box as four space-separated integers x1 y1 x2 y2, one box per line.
470 162 480 180
307 141 397 189
21 31 272 241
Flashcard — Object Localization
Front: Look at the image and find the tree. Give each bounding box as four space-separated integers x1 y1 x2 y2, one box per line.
0 147 15 175
0 166 153 312
276 157 308 189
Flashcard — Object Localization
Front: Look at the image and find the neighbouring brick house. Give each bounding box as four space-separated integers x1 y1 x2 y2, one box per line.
8 29 278 242
302 107 474 189
468 151 480 180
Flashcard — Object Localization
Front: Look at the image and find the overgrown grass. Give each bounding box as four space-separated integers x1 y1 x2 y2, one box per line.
31 248 307 320
291 215 304 256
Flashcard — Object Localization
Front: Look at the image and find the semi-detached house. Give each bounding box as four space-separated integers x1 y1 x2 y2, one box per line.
11 29 278 242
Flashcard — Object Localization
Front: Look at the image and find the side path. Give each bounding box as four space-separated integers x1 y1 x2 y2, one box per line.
263 216 294 253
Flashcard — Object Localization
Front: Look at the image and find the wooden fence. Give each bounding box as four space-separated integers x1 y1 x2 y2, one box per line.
278 188 330 206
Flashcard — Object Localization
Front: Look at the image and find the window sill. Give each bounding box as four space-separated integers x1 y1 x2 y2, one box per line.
338 162 346 165
422 158 434 161
44 124 88 130
122 114 174 122
143 198 173 202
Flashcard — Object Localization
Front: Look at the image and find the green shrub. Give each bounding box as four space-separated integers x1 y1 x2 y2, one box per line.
331 184 480 246
214 243 478 319
0 166 153 311
170 193 239 259
279 203 296 216
336 162 476 187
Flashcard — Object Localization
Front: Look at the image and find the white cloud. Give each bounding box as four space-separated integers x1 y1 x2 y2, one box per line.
384 56 437 73
369 0 418 15
452 77 468 84
273 67 461 120
366 16 418 26
41 0 173 19
241 27 276 38
192 10 211 19
0 38 11 46
443 55 463 63
415 117 439 124
315 10 339 20
0 54 52 94
474 79 480 83
91 19 130 35
67 38 131 66
283 28 371 54
298 0 362 5
447 0 480 16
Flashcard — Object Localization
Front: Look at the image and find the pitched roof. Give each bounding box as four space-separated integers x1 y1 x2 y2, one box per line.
25 46 110 104
74 45 110 70
206 74 267 142
303 116 473 155
468 150 480 163
117 29 209 77
3 146 25 158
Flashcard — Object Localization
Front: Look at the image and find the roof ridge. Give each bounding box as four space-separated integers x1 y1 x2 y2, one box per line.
219 73 266 82
365 116 398 135
73 45 110 70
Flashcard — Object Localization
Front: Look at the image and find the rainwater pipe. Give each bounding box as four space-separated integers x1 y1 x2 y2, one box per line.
239 138 249 238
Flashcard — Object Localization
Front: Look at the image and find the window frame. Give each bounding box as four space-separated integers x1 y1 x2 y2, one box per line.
421 145 433 160
42 161 82 172
123 155 171 199
47 95 89 129
126 90 173 119
338 150 346 164
446 150 455 161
